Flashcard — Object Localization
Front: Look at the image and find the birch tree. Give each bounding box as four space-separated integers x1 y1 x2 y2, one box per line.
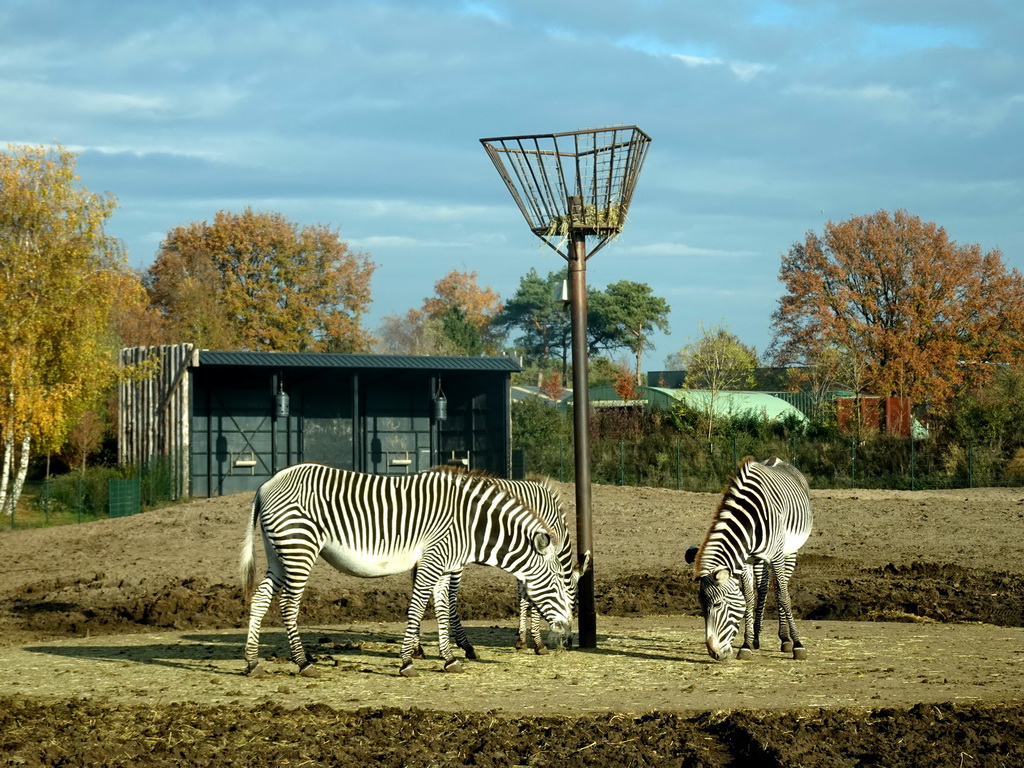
0 145 125 514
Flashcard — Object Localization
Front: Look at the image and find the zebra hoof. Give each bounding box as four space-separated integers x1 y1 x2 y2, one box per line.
781 641 794 654
793 647 807 661
244 661 269 677
299 663 320 678
534 645 549 656
412 645 425 659
399 662 418 678
443 659 464 673
463 647 478 661
514 638 527 651
737 648 754 661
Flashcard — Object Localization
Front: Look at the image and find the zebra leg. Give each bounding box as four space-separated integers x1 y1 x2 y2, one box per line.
515 581 531 650
446 570 477 660
775 555 806 660
409 566 426 659
737 563 757 660
243 573 280 676
278 583 318 676
753 560 771 650
400 562 445 676
432 576 463 673
531 610 549 655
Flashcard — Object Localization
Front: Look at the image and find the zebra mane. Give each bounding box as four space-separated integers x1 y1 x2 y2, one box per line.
427 464 497 480
693 456 758 575
430 465 559 540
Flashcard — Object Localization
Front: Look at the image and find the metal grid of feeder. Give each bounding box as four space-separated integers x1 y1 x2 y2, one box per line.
480 126 652 259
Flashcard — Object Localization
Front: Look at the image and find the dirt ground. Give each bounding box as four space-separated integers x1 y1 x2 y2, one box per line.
2 481 1024 766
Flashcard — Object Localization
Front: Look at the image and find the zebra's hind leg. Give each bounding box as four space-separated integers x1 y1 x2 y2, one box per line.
279 585 318 676
446 570 477 661
775 558 806 660
243 574 280 676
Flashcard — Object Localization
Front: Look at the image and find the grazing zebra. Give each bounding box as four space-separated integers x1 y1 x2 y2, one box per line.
423 468 589 657
240 463 574 677
685 456 813 661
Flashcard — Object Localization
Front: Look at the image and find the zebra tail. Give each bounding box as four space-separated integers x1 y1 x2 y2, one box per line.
239 496 260 602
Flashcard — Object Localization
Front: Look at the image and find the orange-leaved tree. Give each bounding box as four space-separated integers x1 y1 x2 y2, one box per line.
769 210 1024 413
421 269 503 355
147 209 376 352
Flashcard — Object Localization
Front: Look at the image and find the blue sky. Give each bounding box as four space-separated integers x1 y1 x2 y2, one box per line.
2 0 1021 371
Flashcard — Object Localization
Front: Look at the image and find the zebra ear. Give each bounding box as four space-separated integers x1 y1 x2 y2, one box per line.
684 545 699 565
532 531 552 553
713 568 731 585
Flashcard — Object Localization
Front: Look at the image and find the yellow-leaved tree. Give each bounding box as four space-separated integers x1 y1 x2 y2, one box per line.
0 145 127 515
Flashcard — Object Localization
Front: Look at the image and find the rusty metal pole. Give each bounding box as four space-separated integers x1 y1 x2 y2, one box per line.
568 229 596 648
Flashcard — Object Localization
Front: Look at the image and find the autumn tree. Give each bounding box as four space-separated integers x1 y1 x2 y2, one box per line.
588 280 671 384
769 210 1024 413
146 208 376 352
0 145 126 514
422 269 503 355
670 323 758 441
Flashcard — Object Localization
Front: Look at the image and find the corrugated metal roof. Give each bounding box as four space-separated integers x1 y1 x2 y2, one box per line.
197 350 521 372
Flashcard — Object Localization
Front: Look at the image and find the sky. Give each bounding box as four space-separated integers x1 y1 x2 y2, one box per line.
2 0 1022 372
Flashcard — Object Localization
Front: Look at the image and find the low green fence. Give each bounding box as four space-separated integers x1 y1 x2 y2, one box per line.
10 455 184 530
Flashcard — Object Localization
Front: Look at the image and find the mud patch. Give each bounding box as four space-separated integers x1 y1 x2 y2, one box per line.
1 696 1021 767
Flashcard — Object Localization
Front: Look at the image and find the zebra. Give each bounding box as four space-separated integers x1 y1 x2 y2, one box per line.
240 463 574 677
685 456 813 661
421 467 589 657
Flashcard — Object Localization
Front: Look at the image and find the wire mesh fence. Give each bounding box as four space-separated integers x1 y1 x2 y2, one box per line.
514 433 1020 492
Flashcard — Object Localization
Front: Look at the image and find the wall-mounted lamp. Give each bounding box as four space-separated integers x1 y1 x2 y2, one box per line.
275 379 290 418
434 379 447 421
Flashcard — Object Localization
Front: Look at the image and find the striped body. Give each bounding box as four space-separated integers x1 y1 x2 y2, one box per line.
240 463 573 676
689 457 813 661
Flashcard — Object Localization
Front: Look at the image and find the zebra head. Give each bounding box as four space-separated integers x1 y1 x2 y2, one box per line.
518 530 574 640
695 568 745 661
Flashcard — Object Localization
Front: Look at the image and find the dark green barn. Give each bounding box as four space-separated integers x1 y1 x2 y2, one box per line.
118 344 520 497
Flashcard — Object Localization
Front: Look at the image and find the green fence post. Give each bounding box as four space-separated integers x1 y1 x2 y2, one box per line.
968 444 974 489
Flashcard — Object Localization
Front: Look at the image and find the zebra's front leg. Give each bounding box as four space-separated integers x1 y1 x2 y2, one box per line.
400 562 446 676
432 576 464 673
753 560 771 650
243 574 279 676
279 585 318 676
737 563 758 660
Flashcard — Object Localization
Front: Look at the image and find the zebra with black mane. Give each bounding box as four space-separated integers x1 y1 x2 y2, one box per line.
423 466 589 658
240 463 575 677
685 456 813 661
